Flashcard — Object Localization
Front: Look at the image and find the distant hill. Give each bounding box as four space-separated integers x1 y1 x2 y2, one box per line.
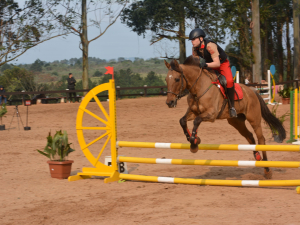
10 57 169 83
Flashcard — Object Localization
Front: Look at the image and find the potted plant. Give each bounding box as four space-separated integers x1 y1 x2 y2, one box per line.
278 86 293 104
37 130 75 179
268 105 289 143
0 103 7 130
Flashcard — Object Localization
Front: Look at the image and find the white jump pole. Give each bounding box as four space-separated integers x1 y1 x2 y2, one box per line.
236 71 239 83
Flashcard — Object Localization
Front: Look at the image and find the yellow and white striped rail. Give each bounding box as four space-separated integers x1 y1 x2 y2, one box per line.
117 141 300 152
119 174 300 187
118 156 300 168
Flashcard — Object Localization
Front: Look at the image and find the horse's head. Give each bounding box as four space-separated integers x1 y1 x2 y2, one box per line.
164 59 187 108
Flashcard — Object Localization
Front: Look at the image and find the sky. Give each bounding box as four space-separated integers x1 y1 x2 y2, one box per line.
15 18 196 65
12 0 233 65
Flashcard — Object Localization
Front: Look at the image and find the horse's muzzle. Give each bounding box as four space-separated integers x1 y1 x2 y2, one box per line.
166 99 177 108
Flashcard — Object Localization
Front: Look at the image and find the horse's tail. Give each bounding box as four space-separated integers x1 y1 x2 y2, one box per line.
255 92 286 141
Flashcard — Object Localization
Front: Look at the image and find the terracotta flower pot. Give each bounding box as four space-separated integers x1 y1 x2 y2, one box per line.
47 160 74 179
281 97 290 104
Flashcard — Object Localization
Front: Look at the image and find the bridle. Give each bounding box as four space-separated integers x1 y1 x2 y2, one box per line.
167 66 203 100
167 67 188 100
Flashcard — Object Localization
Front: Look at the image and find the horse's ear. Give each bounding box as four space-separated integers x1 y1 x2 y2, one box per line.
164 60 171 69
170 59 180 71
173 59 180 69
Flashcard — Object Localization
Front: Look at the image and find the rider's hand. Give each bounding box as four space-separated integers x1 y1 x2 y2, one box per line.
200 58 207 68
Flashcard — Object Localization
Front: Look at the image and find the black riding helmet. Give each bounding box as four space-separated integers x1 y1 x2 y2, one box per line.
189 28 206 40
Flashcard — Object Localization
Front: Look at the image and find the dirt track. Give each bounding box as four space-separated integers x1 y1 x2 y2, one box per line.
0 95 299 225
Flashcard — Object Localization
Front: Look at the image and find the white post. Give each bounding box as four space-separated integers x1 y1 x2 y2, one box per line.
236 71 239 83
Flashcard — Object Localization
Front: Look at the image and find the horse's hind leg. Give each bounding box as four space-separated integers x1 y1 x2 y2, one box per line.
237 113 272 179
227 115 272 179
227 114 256 145
227 115 260 158
249 121 272 179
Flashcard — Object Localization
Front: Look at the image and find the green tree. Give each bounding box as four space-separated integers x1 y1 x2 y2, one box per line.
93 70 103 77
222 0 293 82
55 0 127 93
121 0 225 63
30 59 44 72
144 71 165 86
0 0 70 66
0 66 48 99
0 63 12 72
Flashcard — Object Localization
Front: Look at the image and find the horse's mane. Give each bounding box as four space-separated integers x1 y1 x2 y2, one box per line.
183 55 200 66
170 56 200 73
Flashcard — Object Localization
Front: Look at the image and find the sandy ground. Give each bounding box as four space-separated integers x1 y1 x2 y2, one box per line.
0 93 299 225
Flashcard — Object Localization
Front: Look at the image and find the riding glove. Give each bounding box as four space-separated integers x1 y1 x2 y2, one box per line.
200 58 207 68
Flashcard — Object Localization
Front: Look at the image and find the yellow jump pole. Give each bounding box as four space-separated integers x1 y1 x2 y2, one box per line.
117 141 300 152
118 156 300 168
119 174 300 187
295 89 298 141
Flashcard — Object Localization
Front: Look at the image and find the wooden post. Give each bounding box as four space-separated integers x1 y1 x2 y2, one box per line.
116 86 121 100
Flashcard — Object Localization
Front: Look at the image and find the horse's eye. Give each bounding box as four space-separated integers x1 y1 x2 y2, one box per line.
175 78 180 82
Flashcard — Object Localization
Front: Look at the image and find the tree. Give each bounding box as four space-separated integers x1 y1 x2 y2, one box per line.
222 0 253 80
93 70 102 77
0 66 48 98
121 0 225 63
252 0 262 82
56 0 127 92
30 59 44 72
0 0 70 67
293 0 300 79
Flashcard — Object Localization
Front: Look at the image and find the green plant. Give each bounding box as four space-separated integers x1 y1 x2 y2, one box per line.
0 103 7 125
37 130 75 161
268 105 289 135
278 86 293 98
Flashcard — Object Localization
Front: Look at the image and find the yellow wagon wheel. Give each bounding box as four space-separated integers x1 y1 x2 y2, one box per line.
75 80 118 178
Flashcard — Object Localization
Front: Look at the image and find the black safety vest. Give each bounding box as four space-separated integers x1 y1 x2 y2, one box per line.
195 39 227 64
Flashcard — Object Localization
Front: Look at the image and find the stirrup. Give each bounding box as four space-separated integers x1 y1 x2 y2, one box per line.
230 107 237 118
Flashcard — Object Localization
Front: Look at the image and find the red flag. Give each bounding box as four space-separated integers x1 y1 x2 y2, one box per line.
105 66 114 79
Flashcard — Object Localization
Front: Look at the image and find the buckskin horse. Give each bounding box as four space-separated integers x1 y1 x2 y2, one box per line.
164 56 286 179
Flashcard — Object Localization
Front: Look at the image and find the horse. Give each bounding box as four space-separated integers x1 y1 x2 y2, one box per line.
164 56 286 179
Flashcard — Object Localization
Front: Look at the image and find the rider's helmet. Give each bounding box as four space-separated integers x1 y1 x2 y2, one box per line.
189 28 206 40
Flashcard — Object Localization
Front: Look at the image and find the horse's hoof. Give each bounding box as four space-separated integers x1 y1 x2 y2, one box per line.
254 152 262 161
264 168 273 179
190 144 198 153
196 137 201 144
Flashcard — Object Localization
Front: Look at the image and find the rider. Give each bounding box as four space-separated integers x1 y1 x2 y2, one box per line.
189 28 237 118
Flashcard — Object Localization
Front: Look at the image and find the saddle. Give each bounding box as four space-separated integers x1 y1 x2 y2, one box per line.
214 70 243 100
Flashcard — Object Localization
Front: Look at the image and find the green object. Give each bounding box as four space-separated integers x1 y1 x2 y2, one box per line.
287 90 297 143
268 105 289 136
0 103 7 125
278 86 293 98
37 130 75 161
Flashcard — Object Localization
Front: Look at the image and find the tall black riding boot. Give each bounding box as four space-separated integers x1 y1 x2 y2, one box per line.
227 86 237 118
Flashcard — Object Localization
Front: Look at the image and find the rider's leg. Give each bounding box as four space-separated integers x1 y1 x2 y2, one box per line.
218 59 237 118
227 86 237 117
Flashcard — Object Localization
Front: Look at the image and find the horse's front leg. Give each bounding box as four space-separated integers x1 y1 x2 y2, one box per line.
189 116 203 153
179 109 196 142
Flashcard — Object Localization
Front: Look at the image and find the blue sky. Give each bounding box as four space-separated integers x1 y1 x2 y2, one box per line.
15 18 196 64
